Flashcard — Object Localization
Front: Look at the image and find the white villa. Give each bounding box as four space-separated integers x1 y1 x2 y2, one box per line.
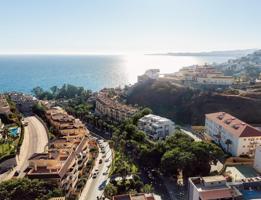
138 114 175 140
137 69 160 83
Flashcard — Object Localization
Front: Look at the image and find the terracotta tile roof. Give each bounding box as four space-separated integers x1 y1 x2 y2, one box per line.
113 194 155 200
206 112 261 138
97 92 138 114
199 188 234 200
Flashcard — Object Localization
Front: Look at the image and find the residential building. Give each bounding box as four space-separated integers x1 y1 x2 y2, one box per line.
0 95 10 114
173 65 234 87
188 176 243 200
254 146 261 173
8 92 38 114
0 119 4 137
27 107 91 197
113 193 156 200
0 119 4 130
138 114 175 139
138 69 160 83
45 107 86 137
95 90 138 122
197 76 234 86
205 112 261 157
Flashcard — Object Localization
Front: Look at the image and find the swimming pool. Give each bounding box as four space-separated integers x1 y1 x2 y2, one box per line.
8 127 20 137
240 190 261 199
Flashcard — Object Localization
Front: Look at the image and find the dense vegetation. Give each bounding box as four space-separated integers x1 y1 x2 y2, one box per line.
104 108 224 198
31 84 225 198
32 84 92 100
0 96 23 164
0 178 63 200
127 79 261 125
32 84 95 122
112 124 223 178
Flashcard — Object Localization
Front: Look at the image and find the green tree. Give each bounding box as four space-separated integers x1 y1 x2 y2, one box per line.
141 184 154 193
104 183 118 198
31 87 44 98
0 178 63 200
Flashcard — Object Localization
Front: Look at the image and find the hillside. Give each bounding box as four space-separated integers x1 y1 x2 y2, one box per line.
147 49 256 57
126 79 261 125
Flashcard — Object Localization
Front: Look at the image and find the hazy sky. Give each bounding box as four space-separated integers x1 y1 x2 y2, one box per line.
1 0 261 54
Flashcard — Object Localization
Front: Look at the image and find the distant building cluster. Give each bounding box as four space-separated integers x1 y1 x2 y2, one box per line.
205 112 261 157
26 106 93 197
224 50 261 72
95 89 138 122
137 69 160 83
138 114 175 140
8 92 38 115
169 65 234 87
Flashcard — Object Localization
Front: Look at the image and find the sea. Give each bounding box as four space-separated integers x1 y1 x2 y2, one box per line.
0 54 237 93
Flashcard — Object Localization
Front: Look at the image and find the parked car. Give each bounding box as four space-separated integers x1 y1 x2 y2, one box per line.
99 159 102 164
92 171 99 178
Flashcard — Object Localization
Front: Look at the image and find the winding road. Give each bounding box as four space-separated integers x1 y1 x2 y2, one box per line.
17 116 48 177
1 116 49 180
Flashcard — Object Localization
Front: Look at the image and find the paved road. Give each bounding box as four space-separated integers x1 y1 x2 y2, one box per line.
79 138 112 200
180 128 202 142
1 116 48 180
4 116 48 179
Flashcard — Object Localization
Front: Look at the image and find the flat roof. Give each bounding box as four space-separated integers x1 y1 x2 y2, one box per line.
202 175 226 183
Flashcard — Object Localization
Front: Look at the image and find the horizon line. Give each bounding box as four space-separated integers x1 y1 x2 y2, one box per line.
0 48 258 56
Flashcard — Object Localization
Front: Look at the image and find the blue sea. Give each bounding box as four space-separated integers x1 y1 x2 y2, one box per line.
0 54 236 93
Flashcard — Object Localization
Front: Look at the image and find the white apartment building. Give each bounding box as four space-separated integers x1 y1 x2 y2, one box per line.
205 112 261 157
138 114 175 140
138 69 160 82
188 176 242 200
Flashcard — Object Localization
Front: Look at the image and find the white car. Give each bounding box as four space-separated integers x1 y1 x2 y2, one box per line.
105 158 109 162
103 171 108 175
